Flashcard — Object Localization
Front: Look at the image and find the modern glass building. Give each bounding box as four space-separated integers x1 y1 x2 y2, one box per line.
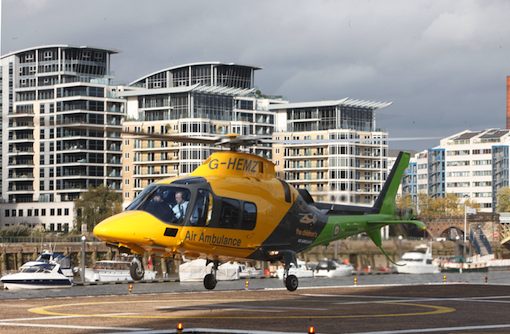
0 45 125 231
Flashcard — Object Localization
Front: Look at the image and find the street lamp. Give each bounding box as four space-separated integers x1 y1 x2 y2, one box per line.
81 235 86 284
398 235 403 258
462 194 470 260
455 235 461 257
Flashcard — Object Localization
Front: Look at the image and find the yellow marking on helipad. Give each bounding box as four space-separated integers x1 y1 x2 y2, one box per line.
28 299 455 320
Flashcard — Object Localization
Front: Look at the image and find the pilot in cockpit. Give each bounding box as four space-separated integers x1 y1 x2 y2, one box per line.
172 191 189 220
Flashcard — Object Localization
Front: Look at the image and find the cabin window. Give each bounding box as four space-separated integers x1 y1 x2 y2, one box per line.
242 202 257 229
219 198 241 229
213 198 257 231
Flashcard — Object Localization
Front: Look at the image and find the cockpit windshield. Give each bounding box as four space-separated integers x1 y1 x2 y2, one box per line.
126 185 191 224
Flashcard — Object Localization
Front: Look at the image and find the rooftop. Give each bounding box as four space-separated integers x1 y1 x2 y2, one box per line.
1 44 118 60
120 83 255 97
129 61 261 86
268 98 392 110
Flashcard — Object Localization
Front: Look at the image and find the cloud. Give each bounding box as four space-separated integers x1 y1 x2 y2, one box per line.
2 0 510 150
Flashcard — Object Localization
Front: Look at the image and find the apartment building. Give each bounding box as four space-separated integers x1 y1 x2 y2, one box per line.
121 62 284 205
403 129 510 213
0 45 125 231
271 99 391 206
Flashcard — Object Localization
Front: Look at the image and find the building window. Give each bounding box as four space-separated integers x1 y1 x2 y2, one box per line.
42 209 46 216
18 210 23 217
64 208 69 216
27 209 32 217
57 208 62 216
5 210 9 217
50 208 55 216
35 209 39 216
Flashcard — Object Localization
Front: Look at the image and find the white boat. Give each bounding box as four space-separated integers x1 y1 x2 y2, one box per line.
238 264 264 279
314 260 354 278
1 263 72 290
276 260 314 279
436 256 488 273
179 259 240 282
396 244 440 274
21 250 74 278
80 260 157 282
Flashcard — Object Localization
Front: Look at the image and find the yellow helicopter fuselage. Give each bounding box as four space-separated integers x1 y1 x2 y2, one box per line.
94 150 424 270
95 151 300 261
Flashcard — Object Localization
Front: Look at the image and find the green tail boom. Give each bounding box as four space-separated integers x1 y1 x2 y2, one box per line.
311 152 426 254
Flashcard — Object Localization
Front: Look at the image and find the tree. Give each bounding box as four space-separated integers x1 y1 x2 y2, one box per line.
0 225 31 238
497 187 510 213
74 185 122 233
416 193 480 219
396 194 414 218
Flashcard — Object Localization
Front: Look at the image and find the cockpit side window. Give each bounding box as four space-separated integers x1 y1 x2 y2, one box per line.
132 186 191 225
125 184 157 211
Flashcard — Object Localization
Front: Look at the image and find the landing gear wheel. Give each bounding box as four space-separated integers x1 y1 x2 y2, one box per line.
129 258 144 281
285 274 298 291
204 273 217 290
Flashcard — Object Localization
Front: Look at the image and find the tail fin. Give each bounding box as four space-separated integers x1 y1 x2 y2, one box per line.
366 152 426 264
372 151 410 215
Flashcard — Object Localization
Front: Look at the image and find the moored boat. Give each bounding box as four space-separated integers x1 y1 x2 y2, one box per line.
396 244 440 274
276 260 314 279
1 263 72 290
314 259 354 278
179 259 240 282
80 260 157 282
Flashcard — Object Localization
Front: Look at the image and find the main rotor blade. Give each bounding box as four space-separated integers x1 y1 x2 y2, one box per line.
121 130 221 145
271 136 441 145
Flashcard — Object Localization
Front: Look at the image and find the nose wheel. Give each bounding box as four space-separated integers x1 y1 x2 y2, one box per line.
203 260 219 290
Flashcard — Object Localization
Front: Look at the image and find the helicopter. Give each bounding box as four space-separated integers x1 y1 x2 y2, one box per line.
93 132 425 291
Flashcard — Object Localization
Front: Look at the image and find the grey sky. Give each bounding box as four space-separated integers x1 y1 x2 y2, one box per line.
2 0 510 151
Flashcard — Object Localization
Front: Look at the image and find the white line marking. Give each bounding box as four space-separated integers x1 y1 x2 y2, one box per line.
301 293 510 306
0 322 149 331
109 328 306 334
0 313 138 322
349 323 510 334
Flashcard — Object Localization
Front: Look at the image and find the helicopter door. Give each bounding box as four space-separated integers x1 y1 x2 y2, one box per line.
189 189 213 227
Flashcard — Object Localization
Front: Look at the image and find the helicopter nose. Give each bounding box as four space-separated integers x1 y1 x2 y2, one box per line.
93 210 165 245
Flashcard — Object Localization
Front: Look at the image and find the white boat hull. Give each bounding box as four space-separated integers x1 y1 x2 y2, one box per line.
396 262 439 274
179 260 240 282
314 267 353 278
276 267 314 279
83 268 157 282
2 281 72 291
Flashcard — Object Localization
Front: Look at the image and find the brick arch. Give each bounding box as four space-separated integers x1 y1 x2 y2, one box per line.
423 218 465 239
